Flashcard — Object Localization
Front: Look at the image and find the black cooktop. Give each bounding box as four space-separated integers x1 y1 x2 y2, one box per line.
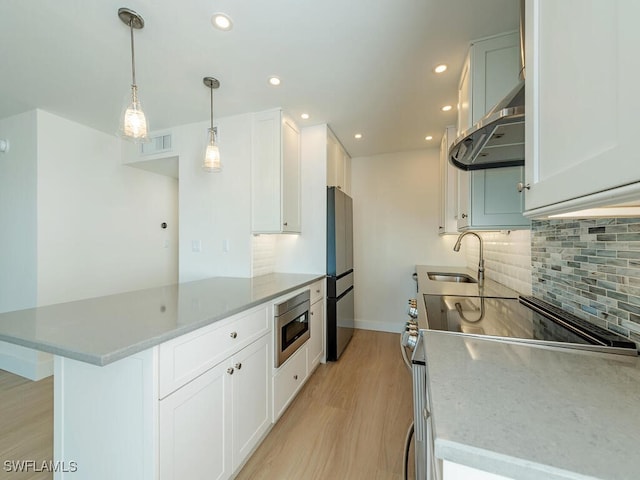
428 294 637 354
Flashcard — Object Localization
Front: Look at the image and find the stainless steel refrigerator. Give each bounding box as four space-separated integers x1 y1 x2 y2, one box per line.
326 187 354 361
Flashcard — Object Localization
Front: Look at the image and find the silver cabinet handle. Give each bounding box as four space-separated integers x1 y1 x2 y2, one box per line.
230 331 238 339
423 407 430 420
234 362 242 370
517 182 531 193
461 213 468 219
227 367 234 375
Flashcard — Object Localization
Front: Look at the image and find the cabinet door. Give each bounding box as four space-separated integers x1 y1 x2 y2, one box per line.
232 335 271 471
471 32 519 124
457 170 470 230
327 133 345 190
457 55 472 136
458 167 529 230
469 167 529 228
272 344 308 421
439 126 458 234
282 115 301 232
159 361 232 480
309 299 324 370
342 152 352 196
524 0 640 213
252 110 282 232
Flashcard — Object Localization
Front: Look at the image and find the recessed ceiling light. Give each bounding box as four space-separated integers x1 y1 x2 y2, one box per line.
425 135 433 141
301 113 310 120
434 64 447 74
211 13 233 31
354 133 363 139
441 105 453 112
268 76 281 86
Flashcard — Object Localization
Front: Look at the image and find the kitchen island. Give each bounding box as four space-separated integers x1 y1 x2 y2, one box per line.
423 330 640 479
0 272 324 480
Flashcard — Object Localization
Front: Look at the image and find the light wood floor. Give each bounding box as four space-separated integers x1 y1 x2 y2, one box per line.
0 330 413 480
236 329 414 480
0 371 53 480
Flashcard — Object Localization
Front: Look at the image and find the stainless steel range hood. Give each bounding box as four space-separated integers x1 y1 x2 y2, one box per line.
449 0 525 171
448 81 524 171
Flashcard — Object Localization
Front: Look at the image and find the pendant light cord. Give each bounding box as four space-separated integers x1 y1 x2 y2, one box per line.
210 85 214 130
130 21 136 86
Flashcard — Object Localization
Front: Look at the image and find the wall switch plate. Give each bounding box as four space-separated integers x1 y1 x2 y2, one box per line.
223 239 230 253
191 240 202 253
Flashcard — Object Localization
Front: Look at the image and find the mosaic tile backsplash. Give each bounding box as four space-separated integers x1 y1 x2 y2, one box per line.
531 218 640 345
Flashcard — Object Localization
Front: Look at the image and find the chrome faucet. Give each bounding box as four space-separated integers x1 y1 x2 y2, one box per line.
453 231 484 287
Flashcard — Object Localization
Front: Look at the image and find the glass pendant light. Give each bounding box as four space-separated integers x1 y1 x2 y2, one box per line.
203 77 221 172
118 7 149 143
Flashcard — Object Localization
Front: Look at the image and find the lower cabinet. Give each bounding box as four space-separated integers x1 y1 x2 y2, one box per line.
272 343 308 421
159 334 271 480
308 299 324 370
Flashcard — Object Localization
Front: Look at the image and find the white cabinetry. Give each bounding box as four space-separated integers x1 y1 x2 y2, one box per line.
159 357 232 480
524 0 640 217
453 30 528 231
159 334 271 480
308 280 325 370
439 126 458 235
252 109 301 233
327 129 352 196
272 342 308 421
158 305 272 480
457 167 529 230
457 31 520 135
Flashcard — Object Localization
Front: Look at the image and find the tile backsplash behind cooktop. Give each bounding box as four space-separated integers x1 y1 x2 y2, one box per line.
532 217 640 346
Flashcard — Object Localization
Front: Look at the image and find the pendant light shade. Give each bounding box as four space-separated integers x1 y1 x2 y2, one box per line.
118 8 149 143
203 77 221 172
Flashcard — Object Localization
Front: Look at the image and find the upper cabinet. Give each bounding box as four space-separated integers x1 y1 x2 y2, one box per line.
524 0 640 216
439 126 459 235
251 109 301 234
449 30 529 231
326 129 352 196
457 167 529 230
457 31 521 136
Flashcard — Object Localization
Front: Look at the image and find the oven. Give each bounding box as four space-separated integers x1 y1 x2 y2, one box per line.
275 290 311 368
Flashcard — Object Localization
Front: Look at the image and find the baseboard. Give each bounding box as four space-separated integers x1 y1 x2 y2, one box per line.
354 319 404 333
0 343 53 380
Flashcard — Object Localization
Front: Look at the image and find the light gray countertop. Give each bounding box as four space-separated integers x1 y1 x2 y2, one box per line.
0 273 324 366
423 330 640 479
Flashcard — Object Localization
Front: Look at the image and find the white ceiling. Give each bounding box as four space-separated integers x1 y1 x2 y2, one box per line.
0 0 519 158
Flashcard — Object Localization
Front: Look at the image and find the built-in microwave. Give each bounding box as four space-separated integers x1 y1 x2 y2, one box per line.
275 290 311 368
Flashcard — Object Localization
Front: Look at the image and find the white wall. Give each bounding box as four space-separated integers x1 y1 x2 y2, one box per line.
177 114 253 281
351 149 465 332
36 110 178 305
0 109 179 379
0 111 38 313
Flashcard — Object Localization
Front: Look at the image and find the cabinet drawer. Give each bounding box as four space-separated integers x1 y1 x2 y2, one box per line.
159 304 270 399
310 279 324 305
272 345 308 421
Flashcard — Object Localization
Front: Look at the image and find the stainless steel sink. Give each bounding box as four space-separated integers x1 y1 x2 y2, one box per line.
427 272 477 283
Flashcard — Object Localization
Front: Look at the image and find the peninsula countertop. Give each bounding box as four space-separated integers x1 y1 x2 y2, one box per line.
0 273 324 366
423 330 640 480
